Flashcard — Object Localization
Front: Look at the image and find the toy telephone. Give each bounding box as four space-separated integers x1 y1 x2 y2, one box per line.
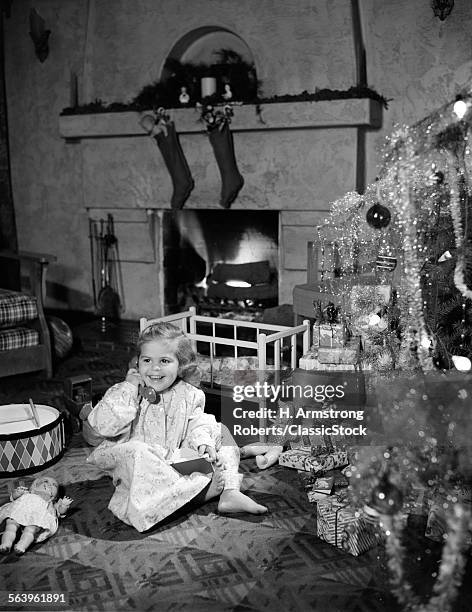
128 356 161 404
138 384 160 404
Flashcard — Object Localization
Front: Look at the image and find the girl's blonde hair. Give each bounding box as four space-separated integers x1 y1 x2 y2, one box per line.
137 322 200 384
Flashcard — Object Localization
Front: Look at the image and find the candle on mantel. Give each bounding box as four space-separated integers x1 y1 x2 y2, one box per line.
201 76 217 98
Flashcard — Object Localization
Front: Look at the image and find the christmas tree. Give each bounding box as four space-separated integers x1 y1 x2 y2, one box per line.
312 91 472 611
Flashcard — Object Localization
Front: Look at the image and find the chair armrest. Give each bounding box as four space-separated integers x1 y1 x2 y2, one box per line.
0 250 56 302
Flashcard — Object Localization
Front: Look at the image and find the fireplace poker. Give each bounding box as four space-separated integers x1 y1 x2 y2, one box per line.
89 218 97 309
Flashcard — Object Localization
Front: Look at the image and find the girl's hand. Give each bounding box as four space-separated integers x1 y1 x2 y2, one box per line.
126 368 143 389
61 496 73 507
198 445 217 462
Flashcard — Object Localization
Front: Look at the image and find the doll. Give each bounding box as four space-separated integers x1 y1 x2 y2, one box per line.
0 475 72 554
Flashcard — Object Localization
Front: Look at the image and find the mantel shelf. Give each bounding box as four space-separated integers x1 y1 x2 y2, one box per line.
59 98 382 140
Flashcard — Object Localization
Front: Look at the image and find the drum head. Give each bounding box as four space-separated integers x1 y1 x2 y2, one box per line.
0 404 59 435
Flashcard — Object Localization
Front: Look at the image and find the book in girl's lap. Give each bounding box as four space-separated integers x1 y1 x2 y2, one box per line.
86 321 267 532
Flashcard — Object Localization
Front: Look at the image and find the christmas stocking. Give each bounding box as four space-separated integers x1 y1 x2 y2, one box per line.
140 114 194 209
208 122 244 208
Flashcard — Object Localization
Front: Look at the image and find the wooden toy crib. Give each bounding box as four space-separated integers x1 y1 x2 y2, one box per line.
140 307 311 441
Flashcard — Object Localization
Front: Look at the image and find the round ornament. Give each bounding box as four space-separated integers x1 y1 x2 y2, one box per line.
366 203 391 229
451 355 472 372
366 473 403 516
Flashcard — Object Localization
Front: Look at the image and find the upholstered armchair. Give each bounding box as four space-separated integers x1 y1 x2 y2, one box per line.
0 251 56 378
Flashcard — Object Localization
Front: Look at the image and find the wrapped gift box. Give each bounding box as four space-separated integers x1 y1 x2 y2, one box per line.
307 475 335 502
308 489 332 502
298 351 357 371
279 449 348 473
306 451 349 473
318 338 361 365
279 448 311 470
313 475 335 493
317 493 382 556
299 351 318 370
313 323 347 348
300 468 349 490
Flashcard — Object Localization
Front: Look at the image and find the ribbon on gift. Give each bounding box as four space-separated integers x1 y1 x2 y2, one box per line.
334 502 351 549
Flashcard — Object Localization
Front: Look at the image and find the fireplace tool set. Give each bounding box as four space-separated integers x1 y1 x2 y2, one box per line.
88 214 123 331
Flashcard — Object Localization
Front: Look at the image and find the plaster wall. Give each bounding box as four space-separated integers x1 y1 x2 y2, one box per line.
3 0 472 318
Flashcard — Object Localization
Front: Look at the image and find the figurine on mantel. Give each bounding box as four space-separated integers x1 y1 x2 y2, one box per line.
222 83 233 101
179 86 190 105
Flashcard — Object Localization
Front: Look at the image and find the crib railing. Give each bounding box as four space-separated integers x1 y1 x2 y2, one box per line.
140 307 310 386
140 307 310 372
140 308 310 441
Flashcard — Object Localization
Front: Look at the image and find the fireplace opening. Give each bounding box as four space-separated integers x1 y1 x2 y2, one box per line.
163 210 279 319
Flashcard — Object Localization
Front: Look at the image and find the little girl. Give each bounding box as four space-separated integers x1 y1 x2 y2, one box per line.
87 321 267 532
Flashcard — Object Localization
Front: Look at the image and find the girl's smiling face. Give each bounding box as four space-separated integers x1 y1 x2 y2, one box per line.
138 338 179 392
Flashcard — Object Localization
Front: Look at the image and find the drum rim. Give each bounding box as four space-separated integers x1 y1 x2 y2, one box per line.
0 410 64 441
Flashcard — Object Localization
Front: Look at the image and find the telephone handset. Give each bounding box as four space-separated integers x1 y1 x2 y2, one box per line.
128 356 161 404
138 385 161 404
138 384 161 404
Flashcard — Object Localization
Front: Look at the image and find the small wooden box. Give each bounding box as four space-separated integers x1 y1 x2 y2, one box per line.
63 375 93 418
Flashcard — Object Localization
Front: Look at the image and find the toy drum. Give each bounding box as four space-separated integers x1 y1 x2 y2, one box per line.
0 404 66 477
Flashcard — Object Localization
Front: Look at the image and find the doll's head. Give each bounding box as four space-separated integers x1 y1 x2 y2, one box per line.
30 476 59 502
136 322 199 390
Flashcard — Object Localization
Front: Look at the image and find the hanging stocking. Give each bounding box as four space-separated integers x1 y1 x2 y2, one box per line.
140 111 194 209
203 105 244 208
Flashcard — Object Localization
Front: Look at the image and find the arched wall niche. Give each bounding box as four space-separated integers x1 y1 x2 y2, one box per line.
160 26 256 81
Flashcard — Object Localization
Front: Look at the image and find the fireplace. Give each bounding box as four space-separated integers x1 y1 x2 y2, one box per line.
163 210 279 317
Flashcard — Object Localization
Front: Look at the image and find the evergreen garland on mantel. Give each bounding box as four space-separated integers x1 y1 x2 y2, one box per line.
61 52 390 116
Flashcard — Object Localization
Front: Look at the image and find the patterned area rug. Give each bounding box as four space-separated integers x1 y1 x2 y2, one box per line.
0 440 397 612
0 341 470 611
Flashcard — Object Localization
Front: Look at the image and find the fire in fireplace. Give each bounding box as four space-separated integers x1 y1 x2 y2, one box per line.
163 210 279 316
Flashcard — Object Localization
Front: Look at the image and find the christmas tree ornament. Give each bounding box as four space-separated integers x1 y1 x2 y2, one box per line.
368 313 381 326
451 355 472 372
366 203 391 228
366 473 403 516
178 86 190 105
376 253 397 271
222 83 233 101
453 99 468 120
438 250 452 262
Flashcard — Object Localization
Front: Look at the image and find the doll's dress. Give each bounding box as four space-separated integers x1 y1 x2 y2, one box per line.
0 493 58 542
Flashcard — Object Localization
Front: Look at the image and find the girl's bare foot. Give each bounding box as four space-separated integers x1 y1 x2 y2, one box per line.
203 468 225 502
218 489 268 515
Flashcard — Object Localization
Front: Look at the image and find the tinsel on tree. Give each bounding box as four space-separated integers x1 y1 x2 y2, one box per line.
316 91 472 373
312 91 472 612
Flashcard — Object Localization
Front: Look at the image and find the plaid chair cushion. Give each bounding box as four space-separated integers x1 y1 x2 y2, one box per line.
0 289 38 326
0 327 40 351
